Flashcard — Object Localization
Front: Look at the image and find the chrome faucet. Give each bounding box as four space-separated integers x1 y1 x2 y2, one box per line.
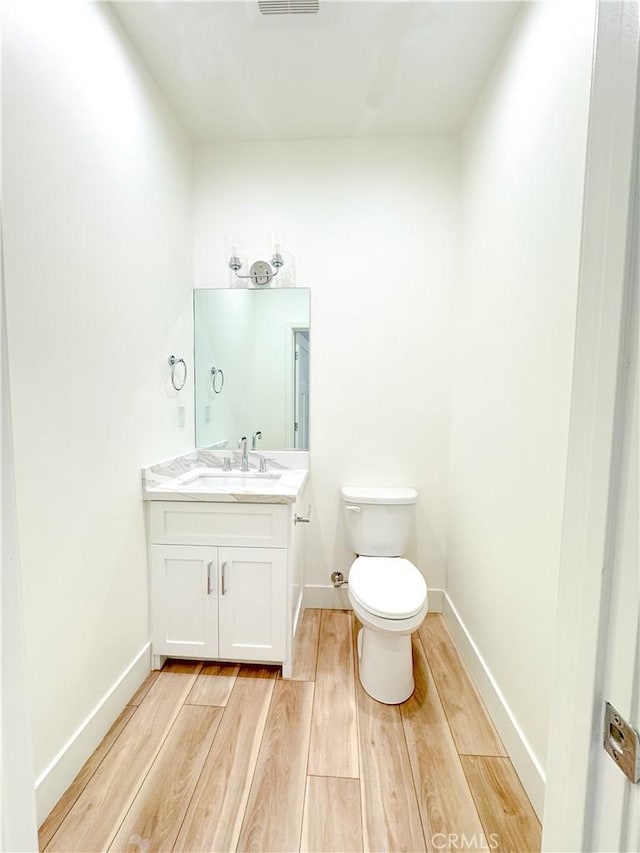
252 430 262 450
249 452 268 473
238 435 249 472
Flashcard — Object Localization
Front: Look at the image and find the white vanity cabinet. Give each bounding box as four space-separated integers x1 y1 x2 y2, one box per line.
147 497 305 676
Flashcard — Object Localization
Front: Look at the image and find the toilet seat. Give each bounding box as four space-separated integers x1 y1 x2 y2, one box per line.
349 556 427 620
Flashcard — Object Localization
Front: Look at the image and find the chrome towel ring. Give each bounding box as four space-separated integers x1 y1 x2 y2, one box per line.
211 366 225 394
168 355 187 391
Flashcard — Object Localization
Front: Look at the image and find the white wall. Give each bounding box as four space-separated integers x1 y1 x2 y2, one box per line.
194 138 458 600
2 226 39 849
2 1 193 820
447 0 596 806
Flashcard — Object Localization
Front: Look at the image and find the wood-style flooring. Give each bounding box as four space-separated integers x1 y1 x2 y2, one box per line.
39 612 541 852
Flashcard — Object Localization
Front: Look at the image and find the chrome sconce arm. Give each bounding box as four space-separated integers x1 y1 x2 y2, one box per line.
228 250 284 287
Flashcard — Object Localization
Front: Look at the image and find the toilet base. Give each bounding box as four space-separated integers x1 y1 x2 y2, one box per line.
357 627 415 704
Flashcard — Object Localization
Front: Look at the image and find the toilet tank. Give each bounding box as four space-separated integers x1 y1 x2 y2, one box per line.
341 486 418 557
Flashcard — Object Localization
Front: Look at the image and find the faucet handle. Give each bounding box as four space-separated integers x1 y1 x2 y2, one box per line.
259 456 268 473
222 456 232 472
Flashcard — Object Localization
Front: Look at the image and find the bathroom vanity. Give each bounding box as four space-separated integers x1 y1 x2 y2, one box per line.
143 451 309 678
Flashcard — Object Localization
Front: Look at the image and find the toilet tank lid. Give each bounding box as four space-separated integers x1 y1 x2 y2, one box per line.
341 486 418 505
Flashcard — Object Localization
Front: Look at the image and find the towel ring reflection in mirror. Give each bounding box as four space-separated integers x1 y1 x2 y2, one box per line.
168 355 187 391
211 366 225 394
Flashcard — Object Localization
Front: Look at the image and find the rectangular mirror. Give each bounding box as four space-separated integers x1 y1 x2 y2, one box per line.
194 288 310 451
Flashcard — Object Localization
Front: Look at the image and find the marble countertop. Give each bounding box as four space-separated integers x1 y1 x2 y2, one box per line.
142 448 309 504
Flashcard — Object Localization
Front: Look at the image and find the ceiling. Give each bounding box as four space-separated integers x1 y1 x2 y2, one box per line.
111 1 522 143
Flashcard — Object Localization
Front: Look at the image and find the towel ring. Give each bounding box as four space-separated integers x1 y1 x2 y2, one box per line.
211 366 225 394
168 355 187 391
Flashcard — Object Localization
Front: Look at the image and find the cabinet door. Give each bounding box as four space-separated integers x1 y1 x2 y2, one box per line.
218 547 287 662
150 545 218 658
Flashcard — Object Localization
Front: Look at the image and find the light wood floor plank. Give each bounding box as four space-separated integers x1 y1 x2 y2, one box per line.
308 610 358 778
301 776 363 853
109 704 221 852
41 610 537 853
186 661 239 706
38 706 137 850
461 755 541 853
45 665 201 852
237 662 280 679
356 678 426 852
289 608 321 681
127 671 159 706
173 676 275 853
401 638 485 852
352 612 361 648
162 659 202 674
419 614 506 756
237 679 314 852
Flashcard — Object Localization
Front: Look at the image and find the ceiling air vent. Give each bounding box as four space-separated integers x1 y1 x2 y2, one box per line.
258 0 319 14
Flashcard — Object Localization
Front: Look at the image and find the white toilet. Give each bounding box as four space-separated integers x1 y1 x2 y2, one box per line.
342 486 428 704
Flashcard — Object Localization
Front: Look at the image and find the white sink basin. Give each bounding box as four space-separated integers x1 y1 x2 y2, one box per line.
159 467 282 492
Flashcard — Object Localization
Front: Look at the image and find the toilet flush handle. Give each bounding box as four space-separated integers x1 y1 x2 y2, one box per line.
294 505 312 524
345 505 361 513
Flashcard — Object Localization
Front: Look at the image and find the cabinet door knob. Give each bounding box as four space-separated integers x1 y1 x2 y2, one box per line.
207 561 214 595
221 561 228 595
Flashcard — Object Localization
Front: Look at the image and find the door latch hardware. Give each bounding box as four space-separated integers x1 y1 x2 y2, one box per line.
604 702 640 783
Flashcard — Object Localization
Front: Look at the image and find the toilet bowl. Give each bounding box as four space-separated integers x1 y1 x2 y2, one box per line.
349 556 428 703
341 486 428 704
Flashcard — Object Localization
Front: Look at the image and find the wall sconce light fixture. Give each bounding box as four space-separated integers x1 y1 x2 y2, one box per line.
228 243 285 287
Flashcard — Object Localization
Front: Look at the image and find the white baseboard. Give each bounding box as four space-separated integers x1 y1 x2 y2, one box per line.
427 588 444 612
303 583 350 609
442 593 546 819
35 643 151 824
303 584 445 612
